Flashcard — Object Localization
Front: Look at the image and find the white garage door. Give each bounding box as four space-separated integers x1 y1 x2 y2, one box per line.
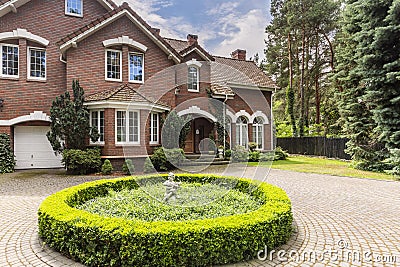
14 126 63 169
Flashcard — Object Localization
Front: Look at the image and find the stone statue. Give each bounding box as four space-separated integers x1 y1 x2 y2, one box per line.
163 172 180 202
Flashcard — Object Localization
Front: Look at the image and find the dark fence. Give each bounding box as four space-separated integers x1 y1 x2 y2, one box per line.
277 137 351 160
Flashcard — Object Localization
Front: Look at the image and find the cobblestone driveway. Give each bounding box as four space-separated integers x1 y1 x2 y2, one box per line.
0 168 399 266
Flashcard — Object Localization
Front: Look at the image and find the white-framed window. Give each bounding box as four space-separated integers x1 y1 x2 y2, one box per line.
150 113 159 144
129 52 144 83
90 110 105 144
28 47 46 80
235 116 248 148
187 66 199 92
65 0 83 17
0 43 19 78
105 49 122 81
116 110 140 144
252 117 264 150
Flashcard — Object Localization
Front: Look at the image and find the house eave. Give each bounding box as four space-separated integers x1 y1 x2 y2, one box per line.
84 101 170 112
227 82 276 92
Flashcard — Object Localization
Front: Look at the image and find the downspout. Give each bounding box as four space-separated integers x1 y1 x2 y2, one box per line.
223 94 228 156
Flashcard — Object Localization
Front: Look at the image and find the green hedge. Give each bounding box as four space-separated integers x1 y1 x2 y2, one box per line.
38 174 292 267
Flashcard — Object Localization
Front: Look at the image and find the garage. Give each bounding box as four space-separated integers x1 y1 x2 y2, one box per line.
14 126 63 169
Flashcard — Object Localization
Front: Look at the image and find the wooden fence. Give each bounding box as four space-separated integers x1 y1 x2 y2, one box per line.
277 137 351 160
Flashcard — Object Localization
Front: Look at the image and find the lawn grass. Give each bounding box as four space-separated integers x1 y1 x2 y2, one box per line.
250 155 398 181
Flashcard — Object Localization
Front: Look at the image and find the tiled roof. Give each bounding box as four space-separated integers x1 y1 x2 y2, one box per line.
213 56 277 89
164 38 189 53
85 84 169 108
0 0 117 8
210 83 235 96
57 3 182 61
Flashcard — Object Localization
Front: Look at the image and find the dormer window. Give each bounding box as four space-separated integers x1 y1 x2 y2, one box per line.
28 47 46 80
186 59 201 92
0 44 19 78
65 0 83 17
129 52 144 83
105 49 122 81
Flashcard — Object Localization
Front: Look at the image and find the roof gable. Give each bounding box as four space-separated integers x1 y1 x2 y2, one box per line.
0 0 116 17
58 3 182 63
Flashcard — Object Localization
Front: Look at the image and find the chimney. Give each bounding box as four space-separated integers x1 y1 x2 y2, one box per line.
231 49 246 60
187 34 198 46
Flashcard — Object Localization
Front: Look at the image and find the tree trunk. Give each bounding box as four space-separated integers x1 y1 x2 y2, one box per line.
315 33 321 125
299 26 306 136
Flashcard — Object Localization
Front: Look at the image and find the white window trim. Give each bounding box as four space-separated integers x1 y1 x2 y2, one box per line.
0 43 19 78
105 49 122 82
65 0 83 17
27 46 46 81
128 52 144 84
90 110 105 145
115 110 140 145
187 65 199 92
252 120 264 151
150 112 159 145
236 117 248 148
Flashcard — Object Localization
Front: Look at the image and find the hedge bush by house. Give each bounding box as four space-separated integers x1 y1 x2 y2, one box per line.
0 133 15 173
38 174 292 267
62 148 101 174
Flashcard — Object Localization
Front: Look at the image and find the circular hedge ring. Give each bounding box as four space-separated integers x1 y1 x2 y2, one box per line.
38 174 292 267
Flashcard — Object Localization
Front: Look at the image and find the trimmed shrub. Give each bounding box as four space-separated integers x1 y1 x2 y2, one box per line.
0 133 15 173
150 147 184 171
62 148 101 174
231 145 249 162
274 146 289 161
248 142 258 152
260 152 275 162
101 159 113 175
122 159 135 175
38 174 293 267
143 157 155 173
248 151 261 162
224 149 232 160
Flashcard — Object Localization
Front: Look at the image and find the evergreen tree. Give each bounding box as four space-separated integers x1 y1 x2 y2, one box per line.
47 80 99 153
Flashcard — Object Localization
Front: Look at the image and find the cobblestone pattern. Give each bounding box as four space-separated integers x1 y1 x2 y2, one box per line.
0 169 399 266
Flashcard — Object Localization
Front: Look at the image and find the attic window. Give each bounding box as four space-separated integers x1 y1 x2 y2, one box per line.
65 0 83 17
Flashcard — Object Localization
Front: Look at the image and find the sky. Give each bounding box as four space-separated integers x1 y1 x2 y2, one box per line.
114 0 272 61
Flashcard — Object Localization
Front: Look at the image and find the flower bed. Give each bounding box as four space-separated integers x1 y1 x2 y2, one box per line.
38 174 292 267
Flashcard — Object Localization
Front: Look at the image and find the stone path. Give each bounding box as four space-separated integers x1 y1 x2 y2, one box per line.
0 168 399 266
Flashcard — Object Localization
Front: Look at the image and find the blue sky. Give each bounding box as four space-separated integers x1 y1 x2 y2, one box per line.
114 0 272 60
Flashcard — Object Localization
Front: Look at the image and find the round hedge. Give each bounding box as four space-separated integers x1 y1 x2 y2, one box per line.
38 174 292 267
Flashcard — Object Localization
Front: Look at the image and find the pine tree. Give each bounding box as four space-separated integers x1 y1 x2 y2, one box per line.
47 80 99 153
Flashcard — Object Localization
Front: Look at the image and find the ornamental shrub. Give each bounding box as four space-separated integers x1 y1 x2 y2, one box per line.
38 174 293 267
150 147 184 171
224 149 232 160
274 146 289 161
231 145 249 162
62 148 101 174
0 133 15 173
248 151 261 162
248 142 258 152
122 159 135 175
101 159 113 175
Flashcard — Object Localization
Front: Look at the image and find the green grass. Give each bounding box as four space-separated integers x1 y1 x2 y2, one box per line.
249 155 398 181
77 182 263 221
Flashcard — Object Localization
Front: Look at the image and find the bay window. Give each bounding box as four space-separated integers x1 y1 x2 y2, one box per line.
129 52 144 83
90 110 104 143
1 44 19 78
116 110 139 144
150 113 159 144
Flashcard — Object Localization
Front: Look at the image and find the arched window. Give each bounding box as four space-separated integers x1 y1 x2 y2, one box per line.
236 116 248 147
187 66 199 92
252 117 264 150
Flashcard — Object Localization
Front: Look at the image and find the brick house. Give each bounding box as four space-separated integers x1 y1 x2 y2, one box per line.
0 0 277 170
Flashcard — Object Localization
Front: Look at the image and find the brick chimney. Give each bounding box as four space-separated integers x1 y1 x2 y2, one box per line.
187 34 198 46
231 49 246 60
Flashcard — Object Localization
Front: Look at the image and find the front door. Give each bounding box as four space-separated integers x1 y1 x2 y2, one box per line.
193 118 213 154
194 125 204 153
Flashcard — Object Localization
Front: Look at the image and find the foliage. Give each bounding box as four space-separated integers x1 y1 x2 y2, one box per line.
47 80 99 154
274 147 289 161
150 147 184 171
224 149 232 160
265 0 341 137
122 159 135 175
143 157 155 173
161 111 191 149
260 152 275 162
101 159 113 175
0 133 15 173
248 142 258 152
62 148 101 175
77 183 263 221
231 145 249 162
275 121 293 138
38 174 292 267
248 151 261 162
385 149 400 177
334 0 399 172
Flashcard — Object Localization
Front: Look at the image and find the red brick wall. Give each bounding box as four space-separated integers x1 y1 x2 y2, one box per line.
0 0 110 120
